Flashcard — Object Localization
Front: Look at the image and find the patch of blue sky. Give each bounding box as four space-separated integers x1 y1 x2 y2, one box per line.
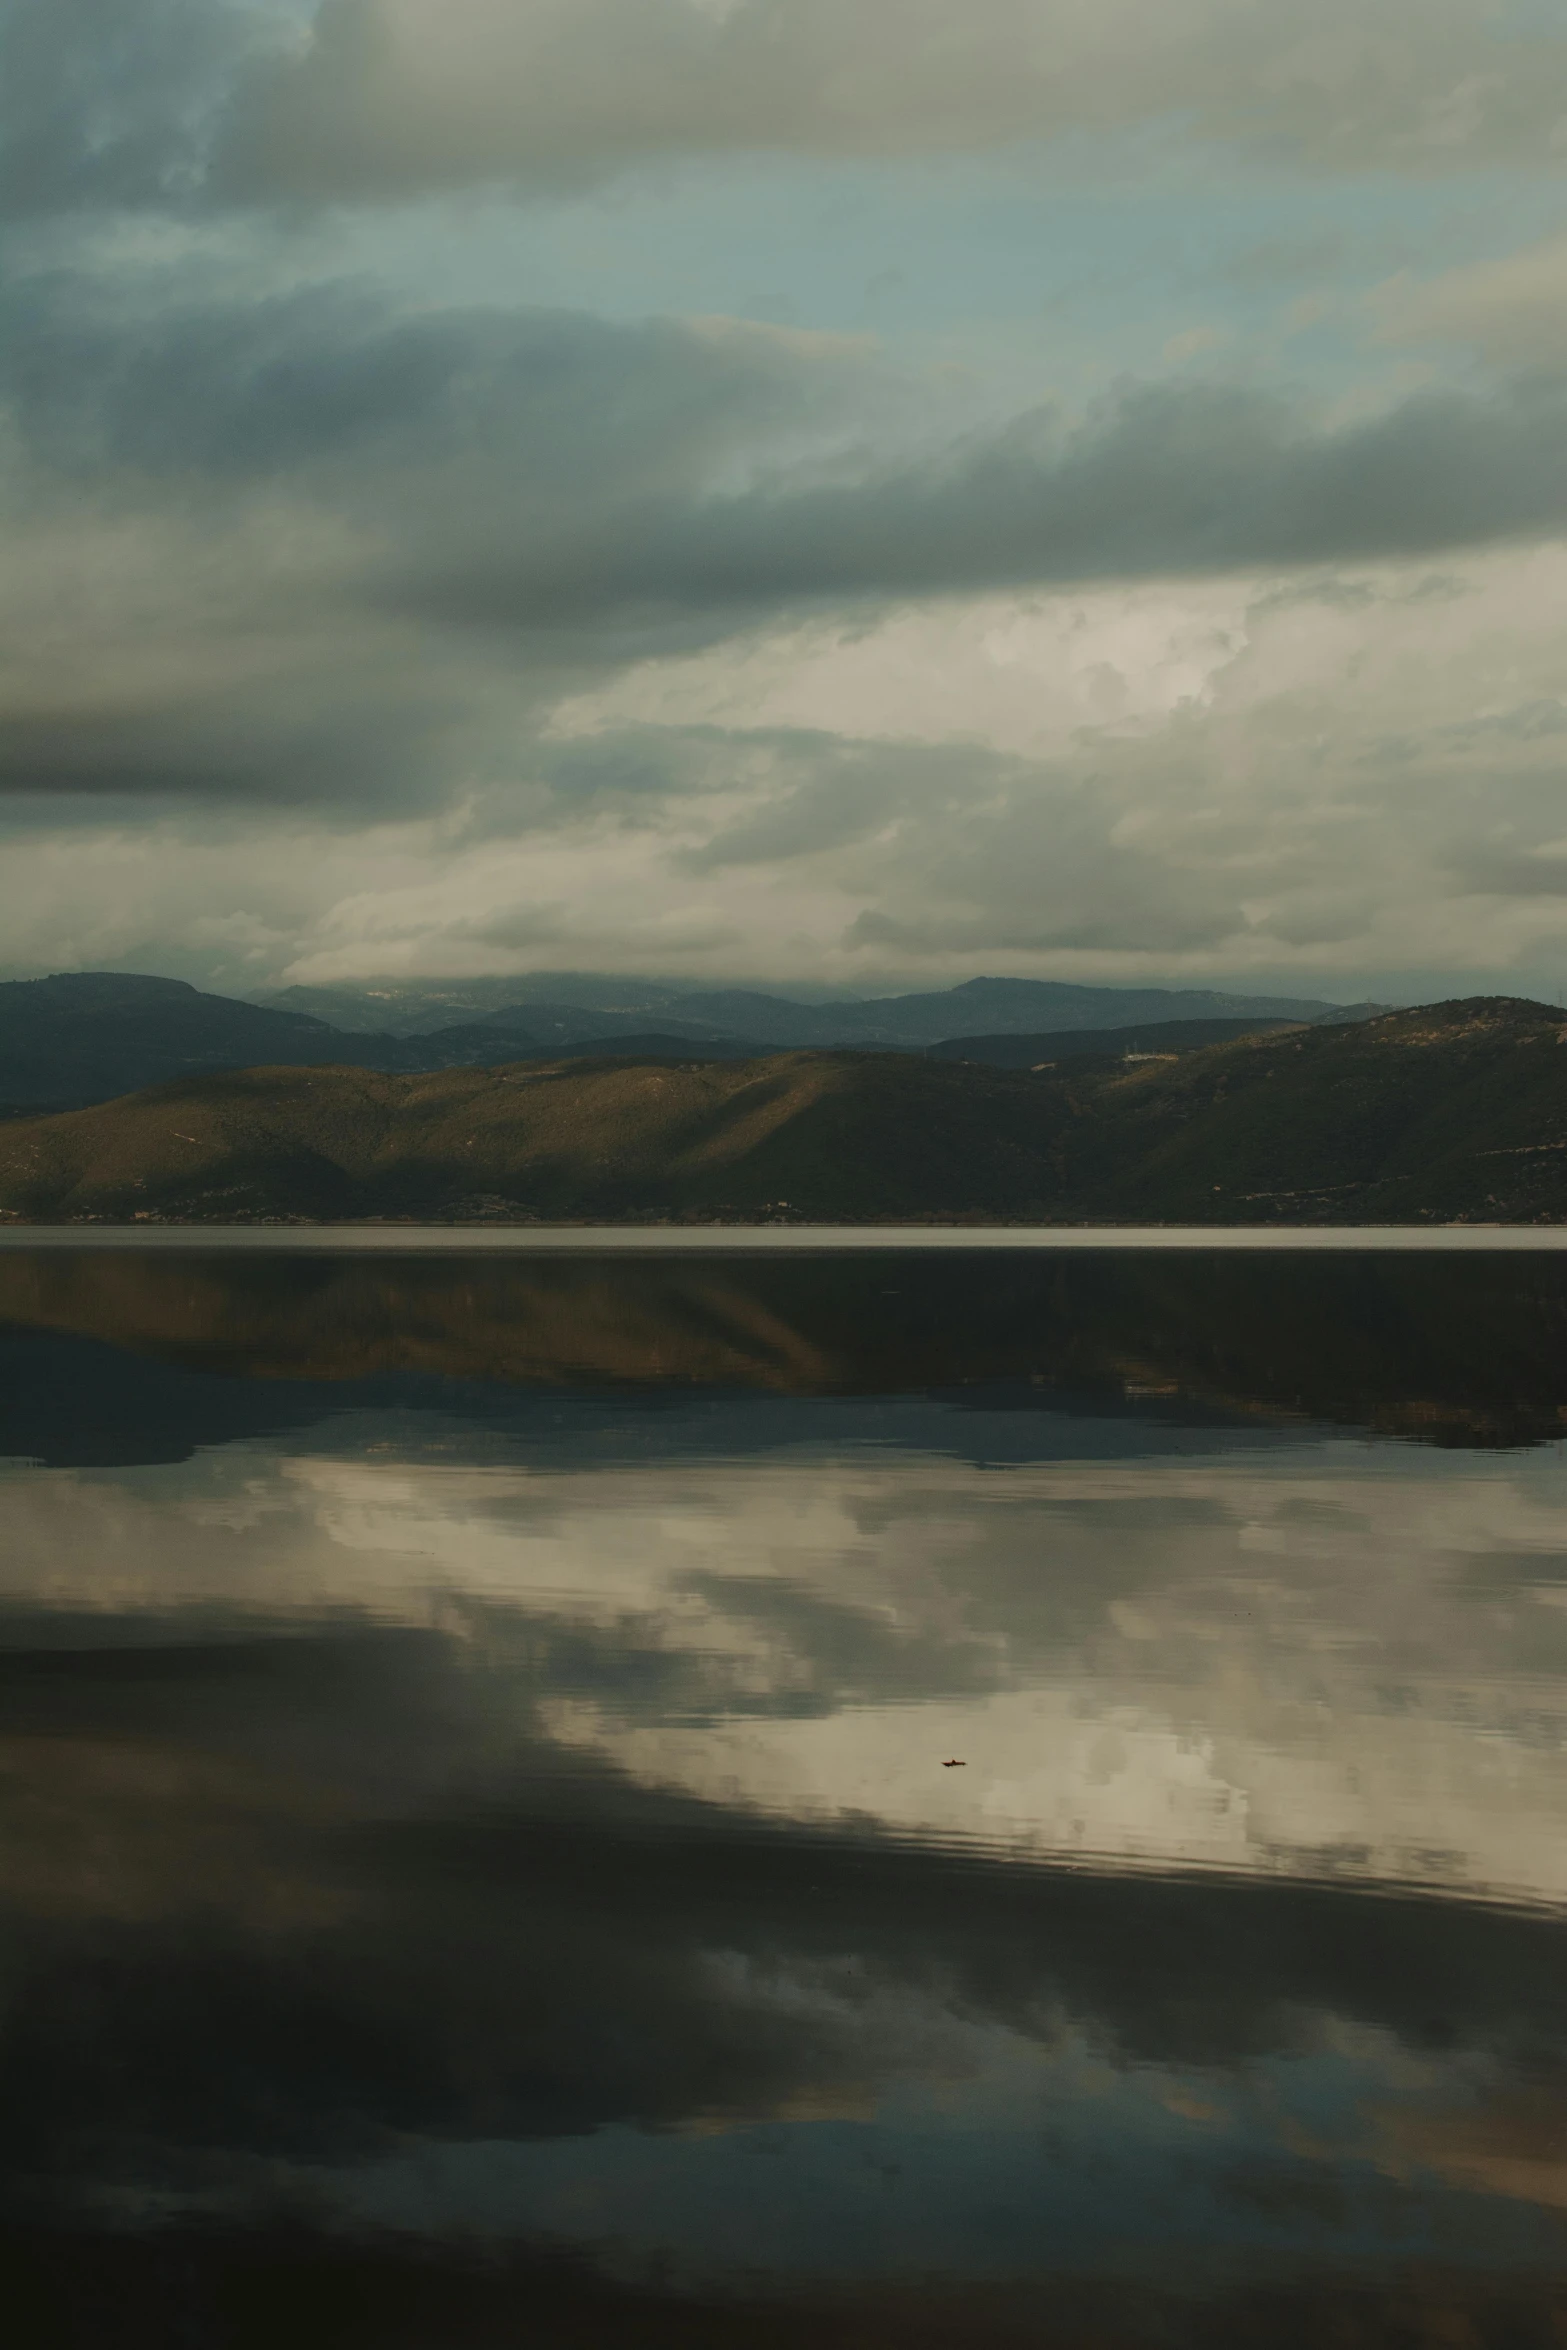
284 142 1567 412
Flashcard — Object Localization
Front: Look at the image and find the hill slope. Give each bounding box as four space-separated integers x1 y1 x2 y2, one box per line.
0 998 1562 1226
1066 998 1567 1222
0 1052 1071 1224
0 973 388 1110
929 1016 1306 1068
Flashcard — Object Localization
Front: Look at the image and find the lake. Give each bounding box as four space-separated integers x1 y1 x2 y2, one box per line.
2 1242 1566 2346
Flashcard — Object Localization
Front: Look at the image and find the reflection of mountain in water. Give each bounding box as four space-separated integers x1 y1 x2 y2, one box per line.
4 1246 1567 2343
3 1247 1567 1448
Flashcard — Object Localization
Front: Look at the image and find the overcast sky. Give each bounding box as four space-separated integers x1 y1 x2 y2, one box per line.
5 0 1567 1001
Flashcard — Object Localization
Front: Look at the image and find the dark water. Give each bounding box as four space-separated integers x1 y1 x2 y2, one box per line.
2 1247 1566 2347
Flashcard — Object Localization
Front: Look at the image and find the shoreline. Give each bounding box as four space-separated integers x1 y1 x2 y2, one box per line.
3 1223 1567 1253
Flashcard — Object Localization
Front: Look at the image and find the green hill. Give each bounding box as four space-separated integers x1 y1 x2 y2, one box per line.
0 997 1563 1226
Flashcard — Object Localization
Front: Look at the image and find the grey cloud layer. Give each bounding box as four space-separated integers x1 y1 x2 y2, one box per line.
235 0 1567 195
0 0 280 218
0 280 856 809
699 735 1244 955
5 260 1567 838
2 276 825 495
11 273 1567 613
402 374 1567 624
6 0 1566 223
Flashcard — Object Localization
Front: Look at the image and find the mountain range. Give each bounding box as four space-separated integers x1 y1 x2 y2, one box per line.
1 997 1561 1227
0 970 1370 1113
265 972 1351 1046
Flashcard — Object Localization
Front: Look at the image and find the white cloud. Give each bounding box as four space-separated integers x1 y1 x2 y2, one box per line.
5 542 1567 993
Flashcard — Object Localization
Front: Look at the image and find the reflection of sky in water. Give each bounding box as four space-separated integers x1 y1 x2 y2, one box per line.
1 1280 1565 2324
4 1431 1565 1902
316 2035 1567 2290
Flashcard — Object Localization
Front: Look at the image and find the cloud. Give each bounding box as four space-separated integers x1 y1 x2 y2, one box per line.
0 273 872 824
2 1424 1566 2242
7 536 1567 996
523 542 1567 987
656 730 1240 954
400 373 1567 625
10 264 1567 700
0 0 284 219
7 2 1565 225
4 115 1567 1001
1445 838 1567 899
1374 229 1567 367
9 250 1565 885
0 446 453 817
0 274 844 502
211 0 1567 207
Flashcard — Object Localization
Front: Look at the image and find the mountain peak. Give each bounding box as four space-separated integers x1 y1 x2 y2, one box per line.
5 971 203 1005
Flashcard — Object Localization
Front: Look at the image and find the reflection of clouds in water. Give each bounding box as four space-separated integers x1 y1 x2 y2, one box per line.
2 1441 1565 1901
0 1540 1564 2280
1375 2092 1567 2218
275 2022 1452 2281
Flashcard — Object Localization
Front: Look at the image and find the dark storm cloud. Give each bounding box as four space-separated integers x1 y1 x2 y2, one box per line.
0 694 449 809
0 273 817 496
8 262 1567 839
0 275 850 813
0 0 277 219
402 373 1567 626
13 269 1567 619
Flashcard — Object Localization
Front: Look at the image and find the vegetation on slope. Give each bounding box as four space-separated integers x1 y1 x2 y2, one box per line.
0 997 1563 1226
927 1015 1305 1067
1065 997 1567 1222
0 1051 1069 1224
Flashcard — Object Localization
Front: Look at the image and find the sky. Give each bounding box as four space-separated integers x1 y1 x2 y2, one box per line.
4 1 1567 1004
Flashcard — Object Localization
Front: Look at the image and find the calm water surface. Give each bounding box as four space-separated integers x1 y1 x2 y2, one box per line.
2 1247 1566 2346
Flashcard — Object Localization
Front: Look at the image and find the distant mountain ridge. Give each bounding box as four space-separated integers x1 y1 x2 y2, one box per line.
0 973 357 1111
662 977 1340 1048
2 997 1562 1226
265 972 1349 1045
0 969 1368 1111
